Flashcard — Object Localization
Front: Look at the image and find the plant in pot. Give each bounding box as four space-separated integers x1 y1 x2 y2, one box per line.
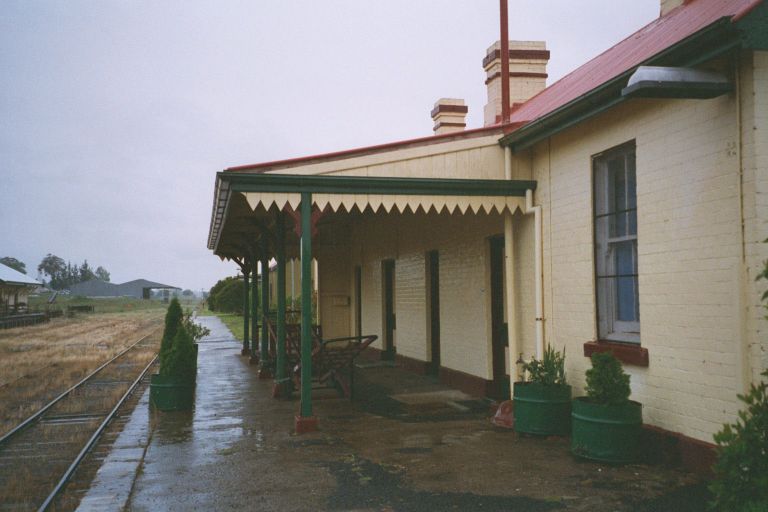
571 352 642 463
150 298 199 411
181 308 209 376
513 345 571 436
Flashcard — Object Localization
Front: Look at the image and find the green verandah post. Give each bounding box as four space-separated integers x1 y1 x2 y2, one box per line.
273 213 289 397
250 256 259 358
259 240 272 378
242 268 250 355
296 192 317 432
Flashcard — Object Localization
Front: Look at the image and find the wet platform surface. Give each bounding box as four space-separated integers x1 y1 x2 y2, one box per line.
86 316 710 511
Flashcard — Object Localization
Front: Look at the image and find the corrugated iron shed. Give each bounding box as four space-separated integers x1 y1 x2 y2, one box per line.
0 263 40 287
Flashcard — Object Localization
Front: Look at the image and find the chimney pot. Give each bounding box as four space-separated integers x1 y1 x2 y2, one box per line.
483 40 549 126
431 98 468 135
660 0 686 17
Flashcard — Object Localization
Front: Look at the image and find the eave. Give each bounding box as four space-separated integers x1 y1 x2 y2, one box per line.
499 16 746 153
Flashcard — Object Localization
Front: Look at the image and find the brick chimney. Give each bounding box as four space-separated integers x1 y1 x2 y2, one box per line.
483 40 549 126
431 98 468 135
660 0 686 16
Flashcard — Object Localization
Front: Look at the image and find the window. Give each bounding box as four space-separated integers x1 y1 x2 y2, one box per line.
593 142 639 343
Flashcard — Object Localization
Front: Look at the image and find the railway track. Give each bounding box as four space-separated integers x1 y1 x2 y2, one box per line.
0 331 161 511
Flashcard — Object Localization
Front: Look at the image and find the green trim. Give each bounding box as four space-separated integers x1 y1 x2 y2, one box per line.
300 192 313 418
735 2 768 49
499 18 742 152
222 172 536 196
260 243 270 361
242 271 250 353
250 267 258 352
275 213 287 382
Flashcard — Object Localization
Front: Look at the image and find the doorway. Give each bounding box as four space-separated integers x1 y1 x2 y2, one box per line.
427 250 440 375
489 236 509 400
382 260 396 360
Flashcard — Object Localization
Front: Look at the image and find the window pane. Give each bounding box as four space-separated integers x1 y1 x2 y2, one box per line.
616 276 638 322
614 240 635 276
594 163 609 216
596 276 614 339
594 216 610 277
612 158 626 213
627 155 637 210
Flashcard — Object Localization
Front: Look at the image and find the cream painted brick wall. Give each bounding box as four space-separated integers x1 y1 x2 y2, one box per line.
741 50 768 381
348 210 532 380
526 85 754 442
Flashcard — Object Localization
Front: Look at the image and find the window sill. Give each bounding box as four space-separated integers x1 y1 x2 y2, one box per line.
583 340 649 367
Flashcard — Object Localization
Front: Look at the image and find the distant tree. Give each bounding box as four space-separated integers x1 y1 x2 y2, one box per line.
0 257 26 274
207 276 245 314
95 266 110 282
79 260 95 282
182 289 194 297
38 254 66 289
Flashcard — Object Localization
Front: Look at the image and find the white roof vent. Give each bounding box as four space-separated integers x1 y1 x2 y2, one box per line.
622 66 731 99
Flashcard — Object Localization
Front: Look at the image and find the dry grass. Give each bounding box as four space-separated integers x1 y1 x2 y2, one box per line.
0 309 164 437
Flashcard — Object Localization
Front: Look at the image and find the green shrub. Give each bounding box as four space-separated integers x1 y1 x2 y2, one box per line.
207 277 245 314
160 324 197 382
585 352 631 406
183 309 210 342
523 345 567 386
159 297 183 364
709 370 768 512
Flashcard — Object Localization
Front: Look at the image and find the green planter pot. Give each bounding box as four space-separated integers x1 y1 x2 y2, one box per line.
571 397 642 463
150 374 195 411
192 343 199 381
513 382 572 436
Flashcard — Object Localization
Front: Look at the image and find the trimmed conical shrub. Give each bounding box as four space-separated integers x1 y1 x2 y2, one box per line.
160 297 183 364
160 324 197 383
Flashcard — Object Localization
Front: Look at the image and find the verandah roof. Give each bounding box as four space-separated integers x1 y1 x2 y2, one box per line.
208 172 536 260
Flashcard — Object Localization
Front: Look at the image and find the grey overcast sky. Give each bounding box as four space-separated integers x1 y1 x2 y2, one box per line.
1 1 659 292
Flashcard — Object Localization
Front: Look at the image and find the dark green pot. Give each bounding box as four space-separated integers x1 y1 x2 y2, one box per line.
571 397 642 463
150 374 195 411
513 382 572 436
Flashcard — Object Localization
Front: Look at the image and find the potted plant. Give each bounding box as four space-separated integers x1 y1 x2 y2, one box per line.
513 345 571 436
150 298 199 411
571 352 642 463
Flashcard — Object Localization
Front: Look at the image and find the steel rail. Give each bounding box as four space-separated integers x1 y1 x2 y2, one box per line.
0 332 152 446
37 353 159 512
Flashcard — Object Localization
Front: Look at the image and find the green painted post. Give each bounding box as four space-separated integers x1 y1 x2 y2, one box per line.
251 262 260 358
242 270 250 354
250 262 258 354
276 213 287 381
300 192 313 418
260 246 270 361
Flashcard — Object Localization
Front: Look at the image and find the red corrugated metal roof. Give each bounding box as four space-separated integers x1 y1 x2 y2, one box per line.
508 0 761 124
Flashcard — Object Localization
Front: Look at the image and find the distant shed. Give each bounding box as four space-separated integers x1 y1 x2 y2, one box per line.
68 278 180 299
0 263 41 314
68 279 120 297
116 279 180 299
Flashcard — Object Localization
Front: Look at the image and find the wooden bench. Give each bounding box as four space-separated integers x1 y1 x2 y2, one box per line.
265 316 321 367
293 334 378 398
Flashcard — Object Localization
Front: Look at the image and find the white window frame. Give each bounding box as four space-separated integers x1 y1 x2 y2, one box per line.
593 143 640 344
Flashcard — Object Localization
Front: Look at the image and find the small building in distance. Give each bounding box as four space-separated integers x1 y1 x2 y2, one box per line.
0 263 41 314
68 278 180 299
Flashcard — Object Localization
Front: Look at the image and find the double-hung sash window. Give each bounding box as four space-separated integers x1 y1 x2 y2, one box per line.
594 143 640 343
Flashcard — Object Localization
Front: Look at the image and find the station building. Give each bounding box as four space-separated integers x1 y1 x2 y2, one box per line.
207 0 768 466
